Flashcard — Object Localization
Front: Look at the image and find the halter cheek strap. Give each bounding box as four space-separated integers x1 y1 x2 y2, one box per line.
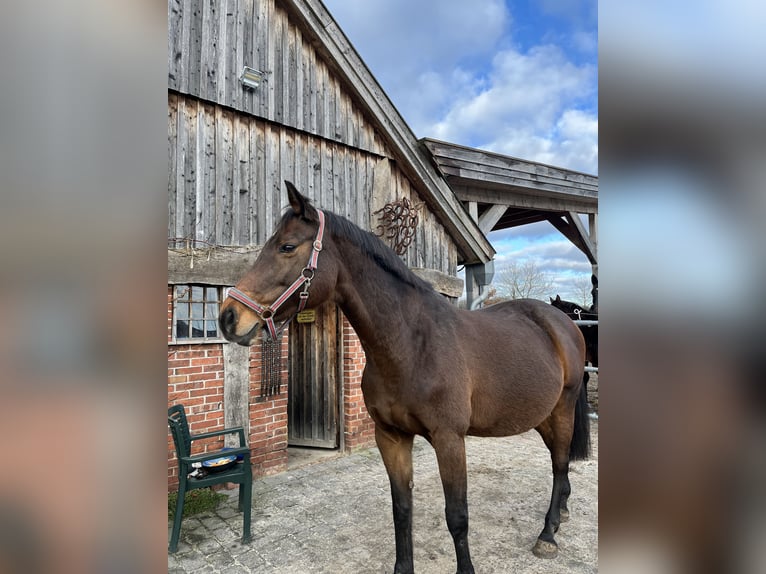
226 210 325 340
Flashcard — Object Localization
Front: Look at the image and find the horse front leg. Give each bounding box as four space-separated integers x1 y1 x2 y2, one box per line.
375 425 415 574
433 432 475 574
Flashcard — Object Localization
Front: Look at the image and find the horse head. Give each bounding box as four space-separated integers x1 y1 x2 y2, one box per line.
219 181 338 345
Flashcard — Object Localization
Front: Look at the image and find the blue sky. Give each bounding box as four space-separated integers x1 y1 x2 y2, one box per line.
323 0 598 303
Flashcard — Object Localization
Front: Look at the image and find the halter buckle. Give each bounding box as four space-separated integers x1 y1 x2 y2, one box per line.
302 268 315 281
313 239 323 251
260 308 274 320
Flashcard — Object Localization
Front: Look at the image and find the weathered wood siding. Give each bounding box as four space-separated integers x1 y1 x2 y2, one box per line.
168 0 460 275
168 0 386 157
168 93 457 275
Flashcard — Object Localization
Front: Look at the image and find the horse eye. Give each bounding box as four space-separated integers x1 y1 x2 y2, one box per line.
279 244 296 254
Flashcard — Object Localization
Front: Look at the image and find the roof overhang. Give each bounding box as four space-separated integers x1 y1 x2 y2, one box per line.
282 0 494 265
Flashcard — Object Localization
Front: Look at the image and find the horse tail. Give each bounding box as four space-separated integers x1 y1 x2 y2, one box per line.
569 372 591 461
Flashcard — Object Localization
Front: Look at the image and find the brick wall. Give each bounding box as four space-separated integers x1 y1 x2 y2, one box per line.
167 287 289 490
168 287 375 490
342 316 376 449
247 331 289 476
167 343 225 489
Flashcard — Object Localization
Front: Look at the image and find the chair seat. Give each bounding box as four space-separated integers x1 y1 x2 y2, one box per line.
187 461 250 487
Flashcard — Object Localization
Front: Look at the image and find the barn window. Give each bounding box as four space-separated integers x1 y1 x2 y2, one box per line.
172 285 224 342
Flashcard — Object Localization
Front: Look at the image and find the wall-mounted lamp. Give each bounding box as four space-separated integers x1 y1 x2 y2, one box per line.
240 66 267 90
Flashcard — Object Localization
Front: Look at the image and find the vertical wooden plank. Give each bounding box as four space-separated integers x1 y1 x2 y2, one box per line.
178 0 191 94
272 6 284 123
310 138 322 208
307 45 317 135
288 24 299 129
168 94 178 239
168 0 182 90
223 343 250 448
280 129 295 216
264 124 278 237
332 147 343 214
316 60 327 138
221 0 237 106
299 31 310 132
253 0 267 116
346 95 355 148
248 118 259 244
327 76 337 141
320 139 332 212
202 102 217 244
235 116 252 244
188 0 204 95
200 0 219 102
254 120 267 244
214 108 234 244
265 0 276 120
238 0 250 112
182 99 198 240
230 114 241 242
214 0 226 103
194 100 205 242
356 153 370 228
295 133 309 200
343 148 353 219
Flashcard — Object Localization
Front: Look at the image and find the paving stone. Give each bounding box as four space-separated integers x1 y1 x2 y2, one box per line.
169 426 598 573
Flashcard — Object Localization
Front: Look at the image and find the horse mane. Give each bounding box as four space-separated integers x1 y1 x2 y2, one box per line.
322 210 434 294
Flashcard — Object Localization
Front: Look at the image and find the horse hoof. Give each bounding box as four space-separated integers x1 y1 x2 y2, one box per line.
532 539 559 558
560 508 570 522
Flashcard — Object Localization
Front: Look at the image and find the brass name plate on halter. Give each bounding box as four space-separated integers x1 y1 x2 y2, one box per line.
296 309 316 323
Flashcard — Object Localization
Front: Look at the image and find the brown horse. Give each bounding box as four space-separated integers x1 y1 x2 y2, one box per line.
219 182 591 574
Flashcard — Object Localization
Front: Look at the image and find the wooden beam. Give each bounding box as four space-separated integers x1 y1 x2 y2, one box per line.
566 212 597 264
168 248 464 297
411 267 464 298
478 204 507 234
168 246 262 285
467 201 478 223
453 185 597 214
546 215 597 265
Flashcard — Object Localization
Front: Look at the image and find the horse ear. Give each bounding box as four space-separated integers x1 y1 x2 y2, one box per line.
554 295 561 302
285 180 317 221
549 297 554 303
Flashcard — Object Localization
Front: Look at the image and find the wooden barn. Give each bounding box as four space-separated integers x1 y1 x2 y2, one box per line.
166 0 497 488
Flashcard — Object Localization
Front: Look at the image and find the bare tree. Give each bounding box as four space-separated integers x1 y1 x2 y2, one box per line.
494 260 555 300
571 274 594 308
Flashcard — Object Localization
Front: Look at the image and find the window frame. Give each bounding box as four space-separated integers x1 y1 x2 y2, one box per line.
170 284 227 344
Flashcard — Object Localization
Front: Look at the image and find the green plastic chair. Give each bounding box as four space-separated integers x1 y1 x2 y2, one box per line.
167 404 252 553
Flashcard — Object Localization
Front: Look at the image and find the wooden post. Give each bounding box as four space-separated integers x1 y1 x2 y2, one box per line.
223 343 250 448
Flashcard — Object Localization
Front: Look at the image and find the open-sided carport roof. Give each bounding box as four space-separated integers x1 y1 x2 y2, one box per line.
421 138 598 266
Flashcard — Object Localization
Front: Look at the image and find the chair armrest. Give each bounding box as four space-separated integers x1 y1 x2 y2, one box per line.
190 426 247 445
180 446 251 465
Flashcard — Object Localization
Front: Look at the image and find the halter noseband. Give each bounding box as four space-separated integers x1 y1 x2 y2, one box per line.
226 210 325 340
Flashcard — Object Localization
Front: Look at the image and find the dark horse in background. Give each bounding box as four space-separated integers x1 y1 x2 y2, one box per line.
219 182 591 574
549 293 598 370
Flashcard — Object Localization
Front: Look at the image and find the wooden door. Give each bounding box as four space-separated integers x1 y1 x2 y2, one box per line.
287 302 339 448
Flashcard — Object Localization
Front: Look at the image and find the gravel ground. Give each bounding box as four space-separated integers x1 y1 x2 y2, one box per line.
169 418 597 573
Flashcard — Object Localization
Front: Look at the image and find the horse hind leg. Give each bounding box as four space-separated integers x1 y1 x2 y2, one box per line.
532 399 578 558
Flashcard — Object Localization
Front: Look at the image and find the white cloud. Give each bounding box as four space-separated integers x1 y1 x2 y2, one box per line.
325 0 597 173
430 45 597 173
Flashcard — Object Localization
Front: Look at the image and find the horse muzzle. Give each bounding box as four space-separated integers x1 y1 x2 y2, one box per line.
219 304 261 346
